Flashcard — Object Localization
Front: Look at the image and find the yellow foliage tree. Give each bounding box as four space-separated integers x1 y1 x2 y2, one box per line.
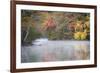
74 30 87 40
75 21 83 32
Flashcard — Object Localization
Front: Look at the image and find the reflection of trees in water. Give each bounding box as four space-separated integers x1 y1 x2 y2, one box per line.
73 44 90 60
21 41 90 63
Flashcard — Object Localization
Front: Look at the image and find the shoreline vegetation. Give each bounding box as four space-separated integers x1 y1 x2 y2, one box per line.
21 10 90 45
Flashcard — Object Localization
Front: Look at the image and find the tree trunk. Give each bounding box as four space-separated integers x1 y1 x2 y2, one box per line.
23 24 31 42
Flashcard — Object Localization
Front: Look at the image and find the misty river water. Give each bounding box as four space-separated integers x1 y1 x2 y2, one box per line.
21 40 90 63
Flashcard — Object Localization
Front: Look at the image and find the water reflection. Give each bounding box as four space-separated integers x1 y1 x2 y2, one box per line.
21 40 90 63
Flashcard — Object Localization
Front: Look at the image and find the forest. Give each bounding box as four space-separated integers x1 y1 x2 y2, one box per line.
21 10 90 45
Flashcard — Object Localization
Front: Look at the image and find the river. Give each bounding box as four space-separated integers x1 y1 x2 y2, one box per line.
21 40 90 63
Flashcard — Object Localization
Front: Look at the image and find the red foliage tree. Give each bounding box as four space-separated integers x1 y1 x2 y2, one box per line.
44 17 56 30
